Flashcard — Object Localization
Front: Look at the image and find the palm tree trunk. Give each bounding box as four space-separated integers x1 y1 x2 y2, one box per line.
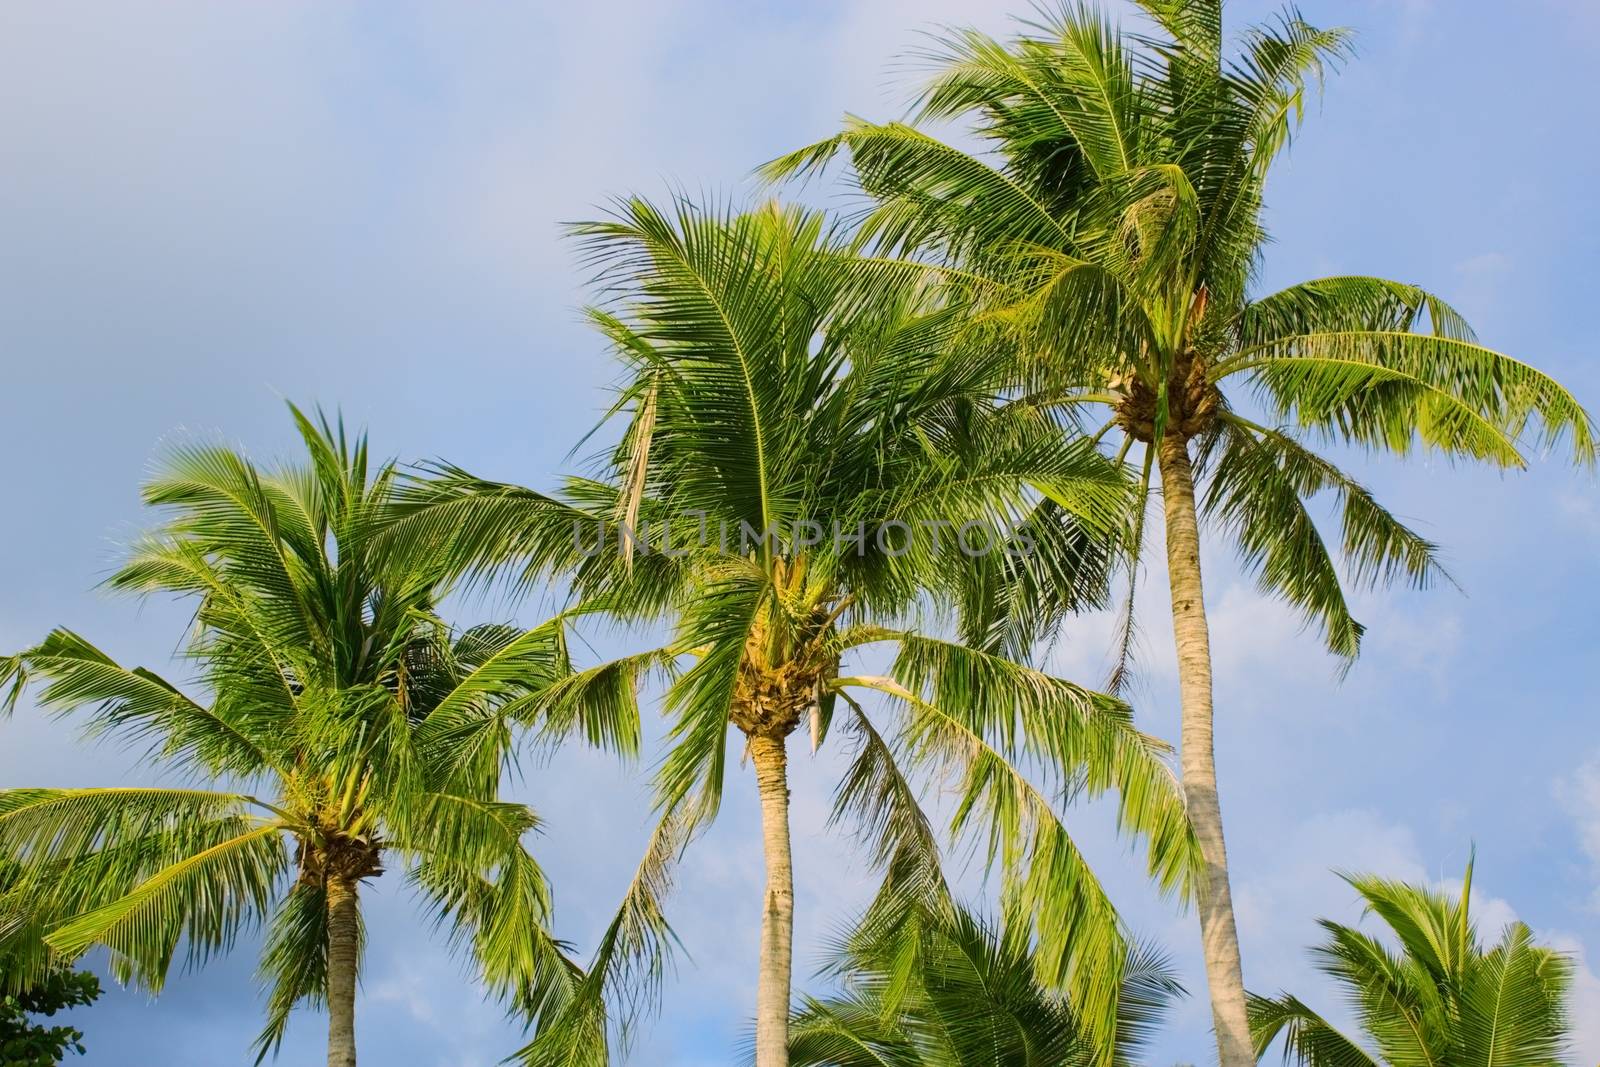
1156 434 1253 1067
749 732 795 1067
326 874 360 1067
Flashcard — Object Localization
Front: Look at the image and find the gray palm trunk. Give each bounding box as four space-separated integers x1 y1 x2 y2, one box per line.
325 876 361 1067
750 732 796 1067
1157 435 1253 1067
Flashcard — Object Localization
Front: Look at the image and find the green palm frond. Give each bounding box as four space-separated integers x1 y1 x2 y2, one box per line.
46 822 286 989
652 571 768 828
408 835 577 1023
1456 922 1572 1065
1212 416 1448 593
252 881 333 1063
0 787 265 864
1195 15 1353 282
522 644 672 754
406 620 581 791
836 673 1136 1053
917 7 1141 182
1248 992 1377 1067
828 700 944 879
382 466 605 596
1221 331 1594 465
416 620 569 728
571 198 824 540
1252 857 1574 1066
1131 0 1222 62
789 898 1183 1067
1241 277 1477 345
886 635 1196 896
513 809 690 1067
135 440 324 655
15 629 277 777
1 654 25 717
1202 422 1365 658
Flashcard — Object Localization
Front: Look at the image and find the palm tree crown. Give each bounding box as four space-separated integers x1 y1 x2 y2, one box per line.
767 6 1594 1062
0 409 606 1066
770 1 1593 656
387 197 1198 1065
787 890 1183 1067
1250 858 1574 1065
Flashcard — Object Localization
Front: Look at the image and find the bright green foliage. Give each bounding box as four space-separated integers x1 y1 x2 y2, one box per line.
0 408 613 1060
384 198 1200 1060
766 0 1595 664
1250 858 1574 1066
786 881 1182 1067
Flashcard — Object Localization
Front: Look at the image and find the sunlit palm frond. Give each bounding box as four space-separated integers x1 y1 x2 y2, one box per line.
513 808 690 1067
917 6 1141 183
252 882 333 1063
1202 422 1365 658
1222 331 1595 465
886 635 1197 897
1247 992 1377 1067
653 571 768 829
45 821 286 990
836 673 1133 1053
1253 858 1574 1066
790 897 1183 1067
15 628 278 777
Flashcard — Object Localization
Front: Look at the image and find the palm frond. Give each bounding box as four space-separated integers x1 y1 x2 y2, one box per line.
1247 992 1378 1067
14 629 276 777
836 673 1133 1054
513 809 690 1067
888 635 1197 897
45 822 286 990
1202 422 1365 658
251 881 333 1063
1222 331 1595 465
1261 858 1574 1065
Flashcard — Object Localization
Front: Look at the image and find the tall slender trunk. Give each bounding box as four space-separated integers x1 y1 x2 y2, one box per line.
1157 434 1253 1067
749 732 795 1067
326 874 360 1067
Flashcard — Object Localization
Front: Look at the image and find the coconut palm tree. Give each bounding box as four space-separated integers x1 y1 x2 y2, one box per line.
765 5 1595 1061
785 858 1182 1067
0 409 623 1067
790 930 1178 1067
1250 857 1573 1065
384 197 1198 1067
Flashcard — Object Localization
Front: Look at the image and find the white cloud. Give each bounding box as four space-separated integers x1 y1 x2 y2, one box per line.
1234 809 1429 998
365 967 439 1027
1557 750 1600 911
1550 933 1600 1064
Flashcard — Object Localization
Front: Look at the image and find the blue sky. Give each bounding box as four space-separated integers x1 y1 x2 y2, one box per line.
2 1 1598 1064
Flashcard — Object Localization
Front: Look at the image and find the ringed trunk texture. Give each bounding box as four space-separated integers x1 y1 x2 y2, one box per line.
750 732 795 1067
1157 434 1253 1067
326 874 360 1067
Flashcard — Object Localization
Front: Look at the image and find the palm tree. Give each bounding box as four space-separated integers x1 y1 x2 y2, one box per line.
765 5 1595 1062
384 198 1198 1067
787 902 1177 1067
1250 857 1573 1065
0 409 617 1067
